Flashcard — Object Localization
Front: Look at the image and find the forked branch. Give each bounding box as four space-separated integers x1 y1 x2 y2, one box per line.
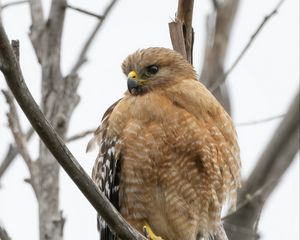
169 0 194 63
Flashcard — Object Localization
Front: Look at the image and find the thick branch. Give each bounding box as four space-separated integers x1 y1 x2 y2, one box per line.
200 0 240 114
0 224 11 240
224 90 300 240
169 0 194 63
0 21 146 240
69 0 119 75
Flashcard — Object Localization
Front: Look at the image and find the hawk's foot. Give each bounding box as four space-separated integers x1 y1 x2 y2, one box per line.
143 222 164 240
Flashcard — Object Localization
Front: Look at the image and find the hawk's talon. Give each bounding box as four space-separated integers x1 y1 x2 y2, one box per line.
143 223 164 240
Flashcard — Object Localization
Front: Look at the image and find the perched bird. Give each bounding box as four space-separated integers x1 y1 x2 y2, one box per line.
87 47 241 240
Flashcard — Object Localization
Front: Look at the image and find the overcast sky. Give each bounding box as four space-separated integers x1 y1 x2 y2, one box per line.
0 0 299 240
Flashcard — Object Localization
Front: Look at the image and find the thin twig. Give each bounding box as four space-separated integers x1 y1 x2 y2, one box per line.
1 90 39 196
67 128 95 142
70 0 119 75
1 0 28 10
0 128 34 181
66 3 104 19
2 91 33 170
235 113 285 127
210 0 286 92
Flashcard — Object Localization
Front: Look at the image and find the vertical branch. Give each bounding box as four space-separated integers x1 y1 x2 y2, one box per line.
169 0 194 63
37 0 67 239
200 0 240 113
28 0 45 62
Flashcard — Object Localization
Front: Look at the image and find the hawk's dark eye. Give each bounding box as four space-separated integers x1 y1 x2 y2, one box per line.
146 65 159 75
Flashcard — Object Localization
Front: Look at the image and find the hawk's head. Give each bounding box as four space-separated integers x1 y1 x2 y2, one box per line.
122 47 197 95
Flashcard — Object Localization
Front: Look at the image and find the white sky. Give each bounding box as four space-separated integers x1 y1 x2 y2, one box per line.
0 0 299 240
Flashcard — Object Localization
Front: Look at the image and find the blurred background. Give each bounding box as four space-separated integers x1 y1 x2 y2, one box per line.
0 0 299 239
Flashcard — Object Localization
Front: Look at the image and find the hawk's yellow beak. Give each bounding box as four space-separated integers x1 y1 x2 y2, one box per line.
127 70 148 95
128 70 138 79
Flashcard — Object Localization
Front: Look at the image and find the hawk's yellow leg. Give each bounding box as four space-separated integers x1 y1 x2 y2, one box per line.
143 223 164 240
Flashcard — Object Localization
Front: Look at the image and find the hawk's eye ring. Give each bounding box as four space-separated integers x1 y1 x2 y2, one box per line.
146 65 159 75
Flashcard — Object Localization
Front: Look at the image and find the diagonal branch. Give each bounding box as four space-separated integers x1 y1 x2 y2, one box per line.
0 20 146 240
66 3 104 19
1 0 28 10
0 223 11 240
69 0 119 76
235 113 285 127
0 126 92 182
224 90 299 240
239 90 299 201
210 0 286 93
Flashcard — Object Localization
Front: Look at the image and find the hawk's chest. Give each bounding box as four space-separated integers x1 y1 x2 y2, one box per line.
108 93 187 137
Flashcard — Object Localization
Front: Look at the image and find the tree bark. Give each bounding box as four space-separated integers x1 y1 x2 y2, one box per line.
169 0 194 64
200 0 240 114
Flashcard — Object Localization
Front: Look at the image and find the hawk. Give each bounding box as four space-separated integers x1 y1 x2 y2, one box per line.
87 47 241 240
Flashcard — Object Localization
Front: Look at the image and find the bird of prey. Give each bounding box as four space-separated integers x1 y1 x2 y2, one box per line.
87 47 241 240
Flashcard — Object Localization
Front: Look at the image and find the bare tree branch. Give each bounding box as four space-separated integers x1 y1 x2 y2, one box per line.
224 90 300 240
70 0 119 75
67 128 95 142
240 91 299 200
212 0 219 10
0 223 11 240
0 18 146 240
169 0 194 63
0 40 34 183
236 113 285 127
0 128 34 182
66 3 104 19
2 90 32 166
200 0 240 114
2 90 39 196
210 0 286 93
28 0 45 62
0 126 93 182
1 0 28 10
